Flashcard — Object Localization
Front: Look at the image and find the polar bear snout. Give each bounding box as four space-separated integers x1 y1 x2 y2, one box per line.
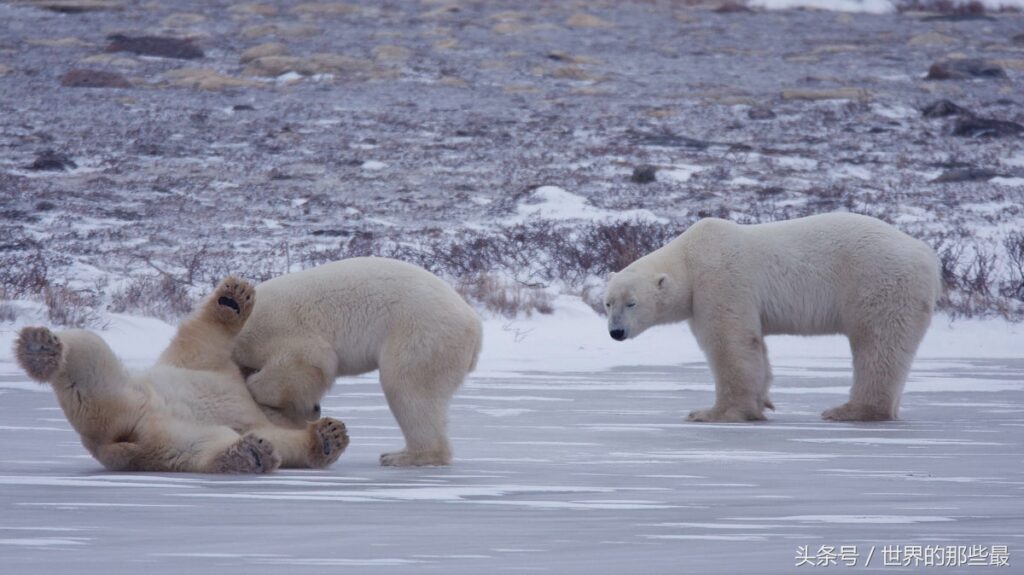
609 329 626 341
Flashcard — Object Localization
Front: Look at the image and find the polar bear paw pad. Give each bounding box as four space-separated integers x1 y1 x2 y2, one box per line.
210 276 255 327
215 433 280 473
309 417 349 468
15 327 64 382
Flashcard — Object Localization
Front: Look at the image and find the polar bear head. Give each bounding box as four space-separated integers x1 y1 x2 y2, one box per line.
604 269 674 341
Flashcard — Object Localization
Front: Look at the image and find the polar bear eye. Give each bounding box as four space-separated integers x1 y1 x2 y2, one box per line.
627 302 637 308
605 302 611 308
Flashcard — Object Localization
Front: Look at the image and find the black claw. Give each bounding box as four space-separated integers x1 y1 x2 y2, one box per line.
249 446 262 470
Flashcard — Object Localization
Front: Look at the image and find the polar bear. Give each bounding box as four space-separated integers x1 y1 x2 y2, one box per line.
604 212 941 422
13 277 349 473
232 257 483 467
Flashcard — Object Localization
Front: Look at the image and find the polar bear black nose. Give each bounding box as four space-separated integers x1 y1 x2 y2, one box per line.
610 329 626 341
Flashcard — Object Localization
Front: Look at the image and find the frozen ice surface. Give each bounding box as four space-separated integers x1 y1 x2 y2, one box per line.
1 314 1022 574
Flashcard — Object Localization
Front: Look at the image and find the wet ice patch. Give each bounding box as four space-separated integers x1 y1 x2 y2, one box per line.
610 450 838 462
792 437 1005 446
469 499 676 510
733 515 955 524
474 408 534 417
254 558 424 566
642 534 768 541
0 537 91 547
177 484 621 503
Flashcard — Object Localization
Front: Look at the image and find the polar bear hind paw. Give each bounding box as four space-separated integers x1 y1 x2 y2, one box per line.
210 276 255 327
380 449 451 467
821 402 893 422
15 327 64 382
687 406 766 423
213 433 280 473
308 417 349 468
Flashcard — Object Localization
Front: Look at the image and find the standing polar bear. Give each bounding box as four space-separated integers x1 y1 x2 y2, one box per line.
232 257 483 467
14 277 349 473
604 212 941 422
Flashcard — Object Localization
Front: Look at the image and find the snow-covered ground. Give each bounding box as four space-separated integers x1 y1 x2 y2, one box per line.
1 307 1022 574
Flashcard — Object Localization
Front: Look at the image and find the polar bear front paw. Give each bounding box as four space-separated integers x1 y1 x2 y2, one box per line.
15 327 64 382
209 276 255 329
214 433 280 473
687 406 766 423
380 448 451 467
822 402 893 422
308 417 349 468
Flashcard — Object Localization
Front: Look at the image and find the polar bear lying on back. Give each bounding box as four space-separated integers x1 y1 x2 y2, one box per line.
14 277 349 473
232 257 483 467
604 212 941 422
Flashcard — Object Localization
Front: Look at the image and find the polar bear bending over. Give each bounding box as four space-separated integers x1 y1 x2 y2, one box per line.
604 213 941 422
232 257 483 467
14 277 349 473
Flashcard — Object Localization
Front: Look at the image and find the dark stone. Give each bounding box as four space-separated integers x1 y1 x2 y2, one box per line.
922 13 994 22
59 68 131 88
105 209 142 221
35 201 57 211
232 104 255 111
106 34 204 60
34 1 116 13
756 186 785 198
929 160 973 170
631 130 711 149
952 117 1024 138
1 210 40 223
926 59 1007 80
26 150 77 171
921 99 969 118
1014 34 1024 45
747 107 776 120
631 165 658 184
715 2 752 13
312 229 350 237
932 168 1000 183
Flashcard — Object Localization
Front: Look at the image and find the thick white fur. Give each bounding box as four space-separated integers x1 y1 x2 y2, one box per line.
232 257 483 467
604 213 941 422
13 278 349 473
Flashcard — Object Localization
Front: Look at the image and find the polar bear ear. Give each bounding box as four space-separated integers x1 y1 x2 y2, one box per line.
656 274 668 290
607 271 617 281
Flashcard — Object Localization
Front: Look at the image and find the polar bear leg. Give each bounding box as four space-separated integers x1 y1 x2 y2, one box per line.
136 420 280 473
823 316 929 421
378 362 460 467
760 341 775 412
688 318 771 423
160 276 254 371
252 418 349 469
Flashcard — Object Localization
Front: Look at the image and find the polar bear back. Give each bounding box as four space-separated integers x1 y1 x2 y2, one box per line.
233 257 480 376
664 213 941 336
